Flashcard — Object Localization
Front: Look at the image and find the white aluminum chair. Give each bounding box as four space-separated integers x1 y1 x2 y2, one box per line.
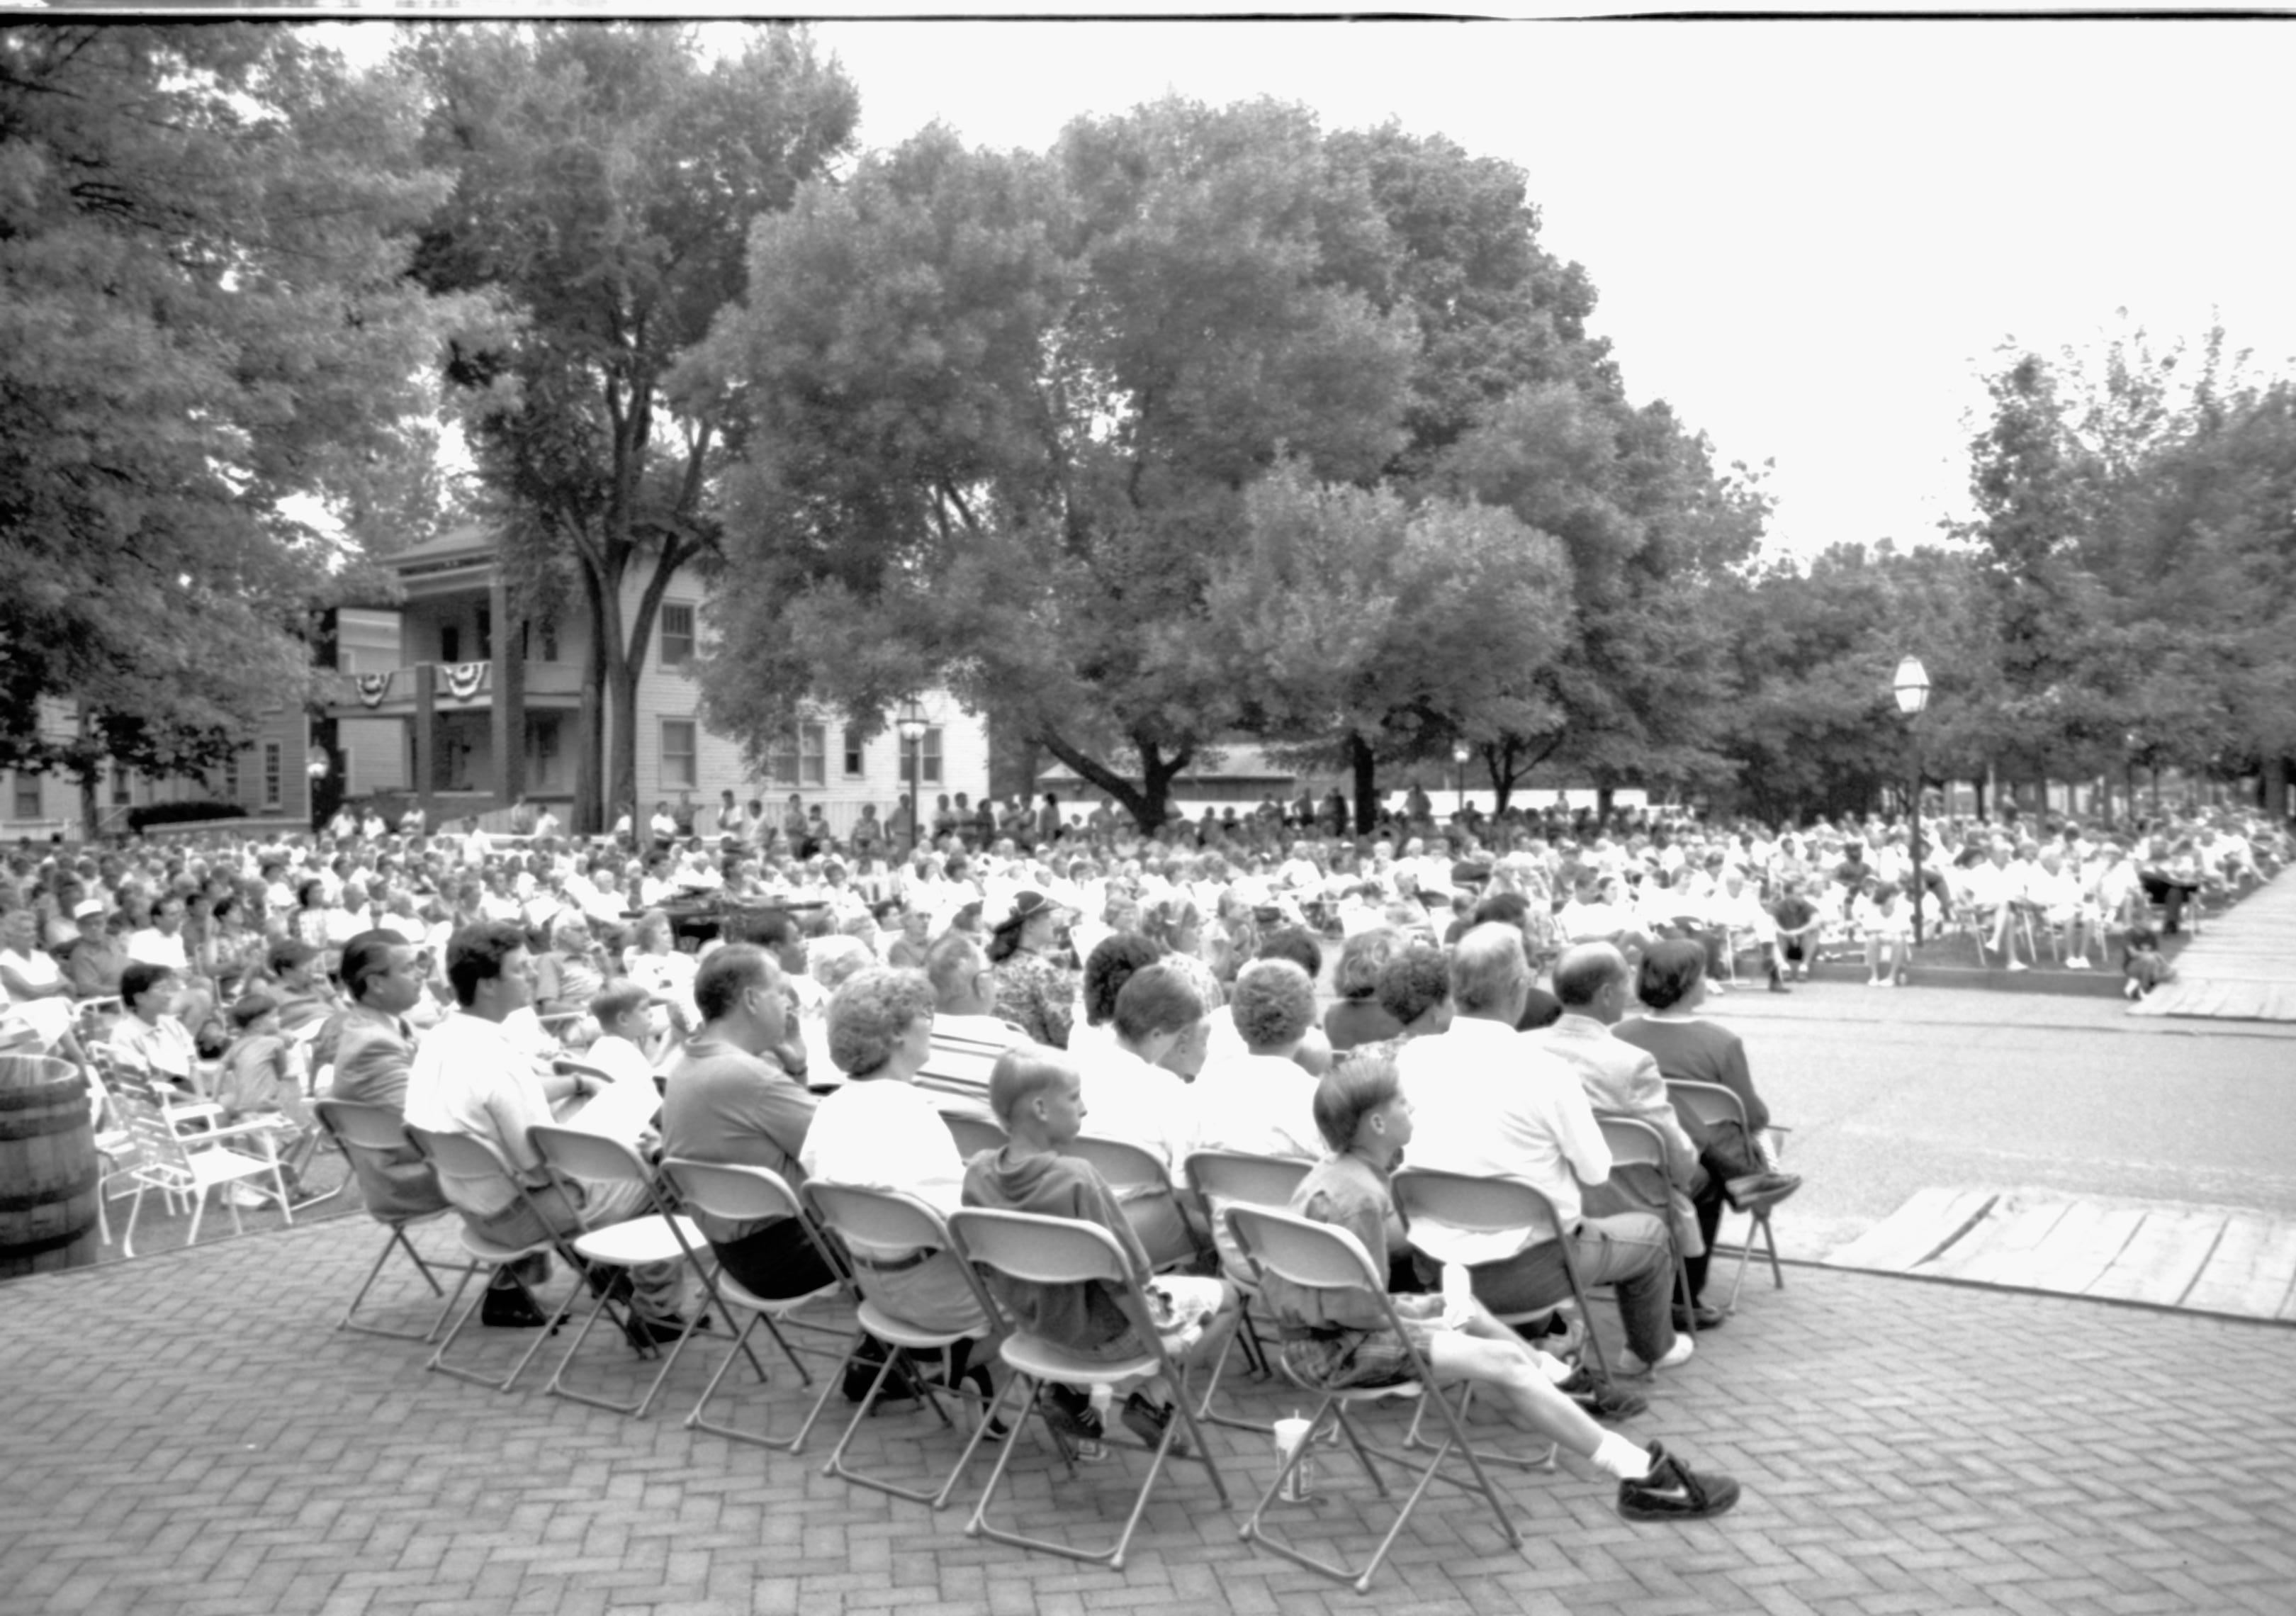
656 1157 852 1451
1180 1149 1313 1431
526 1124 757 1420
1389 1167 1612 1382
1069 1131 1208 1273
1594 1113 1697 1339
940 1112 1007 1161
116 1088 293 1257
1663 1079 1793 1308
1225 1205 1524 1594
313 1099 478 1342
801 1180 1008 1507
947 1207 1231 1571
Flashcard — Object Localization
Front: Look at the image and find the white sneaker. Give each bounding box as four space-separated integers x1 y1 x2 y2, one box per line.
2005 960 2030 972
1621 1335 1696 1374
2066 958 2090 970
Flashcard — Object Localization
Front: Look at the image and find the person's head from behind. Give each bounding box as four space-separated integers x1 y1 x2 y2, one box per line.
1450 922 1529 1022
808 933 874 994
1257 926 1323 982
1637 938 1709 1013
1111 960 1205 1064
341 929 423 1016
1312 1055 1410 1162
228 992 280 1042
1083 932 1165 1027
827 967 938 1080
692 943 785 1051
988 1043 1085 1149
1375 944 1451 1033
923 929 994 1016
1551 942 1632 1023
2125 924 2162 958
590 981 652 1045
122 962 176 1023
444 921 533 1014
1332 928 1400 1003
1230 958 1316 1055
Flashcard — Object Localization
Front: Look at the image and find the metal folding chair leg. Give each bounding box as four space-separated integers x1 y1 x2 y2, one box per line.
1723 1204 1786 1311
342 1219 476 1343
427 1262 579 1393
682 1285 838 1450
816 1338 992 1508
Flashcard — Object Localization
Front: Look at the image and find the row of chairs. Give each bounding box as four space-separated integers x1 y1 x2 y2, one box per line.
308 1082 1781 1593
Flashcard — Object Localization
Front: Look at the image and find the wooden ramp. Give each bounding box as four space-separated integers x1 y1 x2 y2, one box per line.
2128 869 2296 1021
1821 1186 2296 1322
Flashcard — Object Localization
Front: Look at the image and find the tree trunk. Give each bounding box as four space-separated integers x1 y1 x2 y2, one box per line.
573 563 609 834
1349 731 1378 835
77 765 99 846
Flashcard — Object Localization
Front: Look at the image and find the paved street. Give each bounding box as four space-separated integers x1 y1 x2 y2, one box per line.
1703 987 2296 1259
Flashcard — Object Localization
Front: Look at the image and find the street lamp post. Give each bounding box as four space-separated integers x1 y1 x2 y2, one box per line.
1453 744 1470 814
895 695 927 855
1893 655 1931 943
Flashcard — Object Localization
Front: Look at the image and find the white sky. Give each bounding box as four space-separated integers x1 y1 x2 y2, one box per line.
319 11 2296 563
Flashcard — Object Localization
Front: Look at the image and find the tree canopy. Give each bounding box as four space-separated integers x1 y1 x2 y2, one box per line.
0 23 454 799
401 21 858 830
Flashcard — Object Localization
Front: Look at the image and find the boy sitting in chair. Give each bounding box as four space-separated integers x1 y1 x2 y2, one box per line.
962 1043 1240 1448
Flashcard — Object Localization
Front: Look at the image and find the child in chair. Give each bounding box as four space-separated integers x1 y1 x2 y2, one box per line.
1261 1057 1741 1522
2122 925 2174 1001
961 1044 1239 1450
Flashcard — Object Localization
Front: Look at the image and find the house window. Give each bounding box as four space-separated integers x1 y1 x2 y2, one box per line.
111 766 133 807
261 743 282 810
921 726 943 785
843 727 865 778
660 719 697 789
223 752 240 802
660 603 695 667
11 772 40 819
766 722 826 787
475 605 491 661
439 622 461 664
542 620 558 662
530 714 563 790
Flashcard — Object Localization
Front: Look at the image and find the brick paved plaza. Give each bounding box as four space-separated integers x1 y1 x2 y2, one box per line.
4 1204 2292 1616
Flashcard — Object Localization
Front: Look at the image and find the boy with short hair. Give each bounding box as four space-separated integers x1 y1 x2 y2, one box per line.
961 1044 1239 1448
1266 1057 1741 1523
583 982 660 1085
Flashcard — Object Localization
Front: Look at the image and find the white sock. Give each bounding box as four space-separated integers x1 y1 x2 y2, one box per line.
1592 1431 1653 1481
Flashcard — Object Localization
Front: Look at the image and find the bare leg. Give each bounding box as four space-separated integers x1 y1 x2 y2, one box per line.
1421 1324 1606 1461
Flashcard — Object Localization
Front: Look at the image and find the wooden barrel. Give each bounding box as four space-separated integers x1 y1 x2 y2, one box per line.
0 1055 102 1279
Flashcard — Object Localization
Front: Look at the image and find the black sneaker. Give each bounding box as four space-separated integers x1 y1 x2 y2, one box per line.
1036 1383 1102 1442
1558 1364 1646 1421
1617 1441 1740 1522
622 1312 707 1352
1673 1303 1728 1332
1723 1171 1801 1211
1120 1391 1188 1456
480 1285 548 1329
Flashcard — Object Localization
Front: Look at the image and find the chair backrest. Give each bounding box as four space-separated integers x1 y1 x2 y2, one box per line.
801 1179 945 1255
1390 1167 1568 1246
942 1113 1008 1160
947 1206 1132 1287
528 1123 652 1191
658 1156 803 1226
405 1121 519 1188
122 1096 190 1171
1224 1204 1383 1297
1183 1149 1312 1211
1069 1133 1171 1196
1662 1079 1749 1138
314 1097 418 1157
1594 1114 1674 1213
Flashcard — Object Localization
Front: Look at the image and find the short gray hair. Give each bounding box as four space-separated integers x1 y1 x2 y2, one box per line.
826 967 938 1078
1449 923 1528 1017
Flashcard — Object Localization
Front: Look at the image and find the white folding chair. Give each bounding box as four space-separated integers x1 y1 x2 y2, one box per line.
1595 1114 1697 1339
1389 1167 1612 1384
801 1181 1008 1507
940 1112 1007 1160
115 1079 293 1258
947 1207 1231 1571
1225 1206 1524 1594
525 1124 757 1420
656 1157 852 1450
1663 1079 1792 1308
1069 1131 1208 1273
405 1124 585 1394
313 1099 478 1342
1181 1149 1312 1431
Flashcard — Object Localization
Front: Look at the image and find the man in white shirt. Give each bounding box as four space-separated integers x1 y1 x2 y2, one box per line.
1398 924 1687 1373
404 921 690 1340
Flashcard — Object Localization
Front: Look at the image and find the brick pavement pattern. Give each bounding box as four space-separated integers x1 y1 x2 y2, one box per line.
4 1213 2292 1616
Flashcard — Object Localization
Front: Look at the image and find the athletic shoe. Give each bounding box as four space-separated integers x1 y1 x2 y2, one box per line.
2066 958 2090 969
622 1311 707 1352
2006 960 2030 972
1120 1391 1188 1455
1037 1383 1103 1442
1558 1364 1647 1420
1619 1335 1695 1374
480 1285 549 1329
1725 1170 1801 1211
1673 1303 1727 1332
1617 1441 1741 1522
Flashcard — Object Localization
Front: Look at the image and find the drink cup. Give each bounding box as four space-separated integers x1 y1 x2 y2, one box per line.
1273 1415 1315 1503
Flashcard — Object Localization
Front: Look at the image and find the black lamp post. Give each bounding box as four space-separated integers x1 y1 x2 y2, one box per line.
895 695 927 854
1893 654 1931 943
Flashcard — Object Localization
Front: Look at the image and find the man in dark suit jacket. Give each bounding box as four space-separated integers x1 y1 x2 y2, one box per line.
326 931 449 1221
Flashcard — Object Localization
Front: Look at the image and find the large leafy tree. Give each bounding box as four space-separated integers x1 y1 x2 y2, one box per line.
402 22 858 831
0 23 455 824
697 101 1417 829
